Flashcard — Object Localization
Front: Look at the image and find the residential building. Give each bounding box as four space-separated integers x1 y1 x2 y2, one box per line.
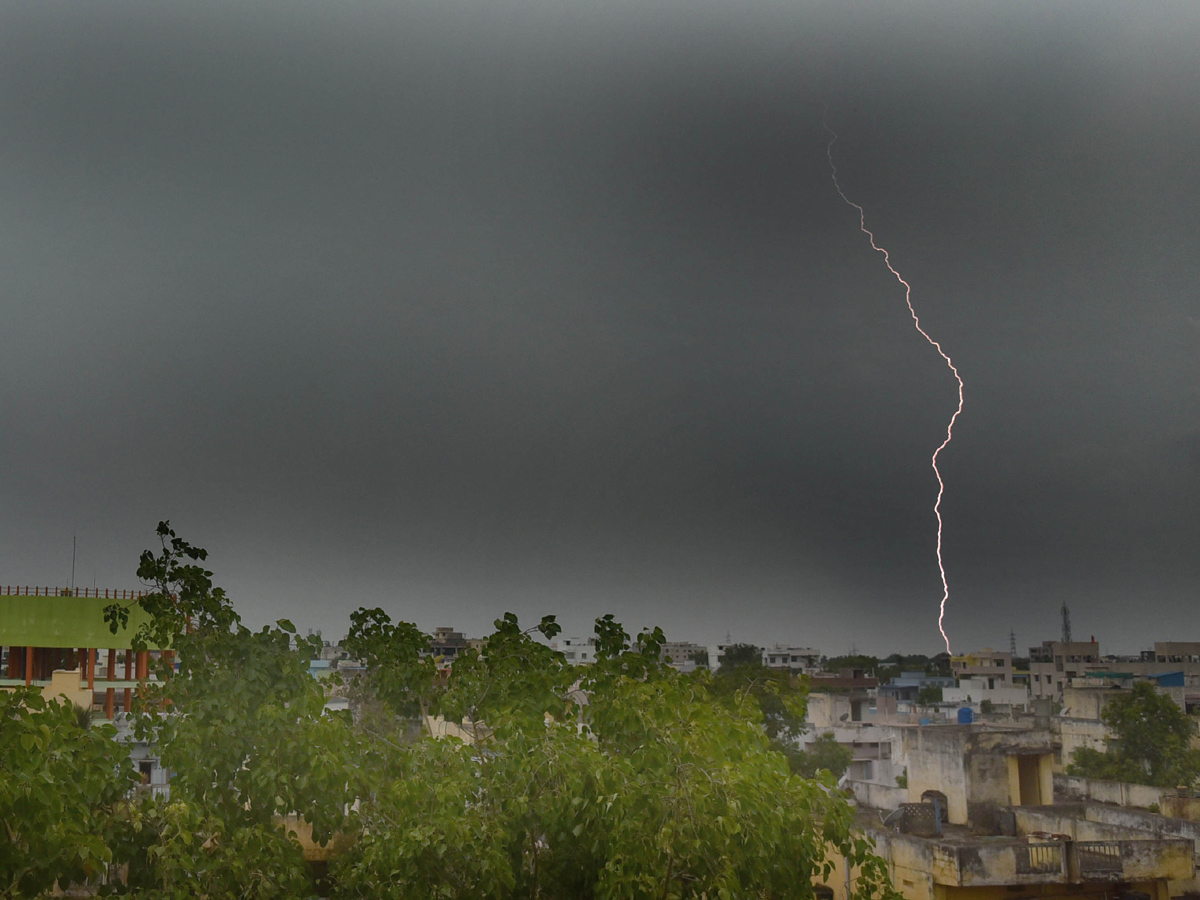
877 671 956 706
551 635 597 665
942 677 1030 712
761 645 821 673
808 671 879 725
1030 639 1103 701
428 626 469 662
831 723 1196 900
659 641 706 673
802 723 907 786
1149 642 1200 665
1 586 165 720
950 648 1014 685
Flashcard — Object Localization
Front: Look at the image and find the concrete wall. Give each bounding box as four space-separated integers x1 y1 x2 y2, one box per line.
1056 773 1171 810
943 682 1029 709
968 747 1014 808
807 692 849 729
1162 796 1200 822
869 832 936 900
44 668 92 709
1057 717 1110 771
1016 803 1200 894
848 780 906 811
905 729 969 824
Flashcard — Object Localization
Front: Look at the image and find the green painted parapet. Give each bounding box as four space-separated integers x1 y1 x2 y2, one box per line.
0 594 162 649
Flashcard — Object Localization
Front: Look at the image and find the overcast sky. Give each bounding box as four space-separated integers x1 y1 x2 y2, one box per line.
2 2 1197 655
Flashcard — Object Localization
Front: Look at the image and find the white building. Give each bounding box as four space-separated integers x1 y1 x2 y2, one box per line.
762 645 821 673
551 636 597 665
942 677 1029 711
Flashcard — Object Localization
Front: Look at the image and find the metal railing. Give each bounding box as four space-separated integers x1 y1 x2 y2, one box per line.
1075 842 1122 874
2 586 150 599
1016 843 1064 875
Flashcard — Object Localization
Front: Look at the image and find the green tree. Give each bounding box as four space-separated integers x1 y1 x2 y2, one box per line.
106 522 359 897
335 613 899 900
708 640 808 748
916 685 943 706
1067 681 1200 788
787 732 854 780
342 607 439 720
0 688 136 899
822 655 879 676
719 642 763 669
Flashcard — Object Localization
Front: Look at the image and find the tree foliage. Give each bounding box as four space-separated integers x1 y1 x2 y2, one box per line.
1067 681 1200 788
0 688 135 899
342 607 438 720
4 522 901 899
719 643 763 670
103 522 359 897
821 655 878 676
787 733 854 781
707 646 808 750
335 613 897 900
916 685 943 706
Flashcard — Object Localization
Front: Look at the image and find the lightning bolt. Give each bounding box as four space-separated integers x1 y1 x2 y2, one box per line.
822 109 963 654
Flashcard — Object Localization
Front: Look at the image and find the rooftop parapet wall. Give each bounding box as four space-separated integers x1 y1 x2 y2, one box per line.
0 593 161 649
889 833 1191 887
1056 771 1200 819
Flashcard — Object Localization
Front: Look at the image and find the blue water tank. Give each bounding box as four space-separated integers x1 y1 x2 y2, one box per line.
957 707 974 724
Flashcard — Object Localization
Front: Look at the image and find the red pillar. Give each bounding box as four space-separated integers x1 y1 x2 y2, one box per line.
124 649 132 680
105 688 115 720
108 648 117 682
88 649 95 691
123 688 132 713
25 646 33 686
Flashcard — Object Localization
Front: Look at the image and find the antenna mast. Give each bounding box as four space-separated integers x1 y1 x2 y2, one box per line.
1060 603 1072 643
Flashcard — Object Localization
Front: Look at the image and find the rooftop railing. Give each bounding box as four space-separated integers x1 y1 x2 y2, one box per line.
1075 842 1122 875
931 838 1193 886
2 586 150 599
1016 843 1065 876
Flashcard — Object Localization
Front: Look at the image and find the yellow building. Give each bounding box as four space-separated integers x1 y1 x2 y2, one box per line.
827 724 1196 900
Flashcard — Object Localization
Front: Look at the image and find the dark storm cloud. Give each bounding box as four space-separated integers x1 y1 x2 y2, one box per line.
2 2 1197 653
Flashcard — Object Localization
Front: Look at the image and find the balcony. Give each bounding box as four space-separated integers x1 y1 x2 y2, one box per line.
927 839 1193 887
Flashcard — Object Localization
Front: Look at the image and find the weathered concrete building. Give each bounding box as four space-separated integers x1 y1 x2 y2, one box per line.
904 725 1056 824
831 723 1196 900
951 650 1015 686
1030 640 1104 701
